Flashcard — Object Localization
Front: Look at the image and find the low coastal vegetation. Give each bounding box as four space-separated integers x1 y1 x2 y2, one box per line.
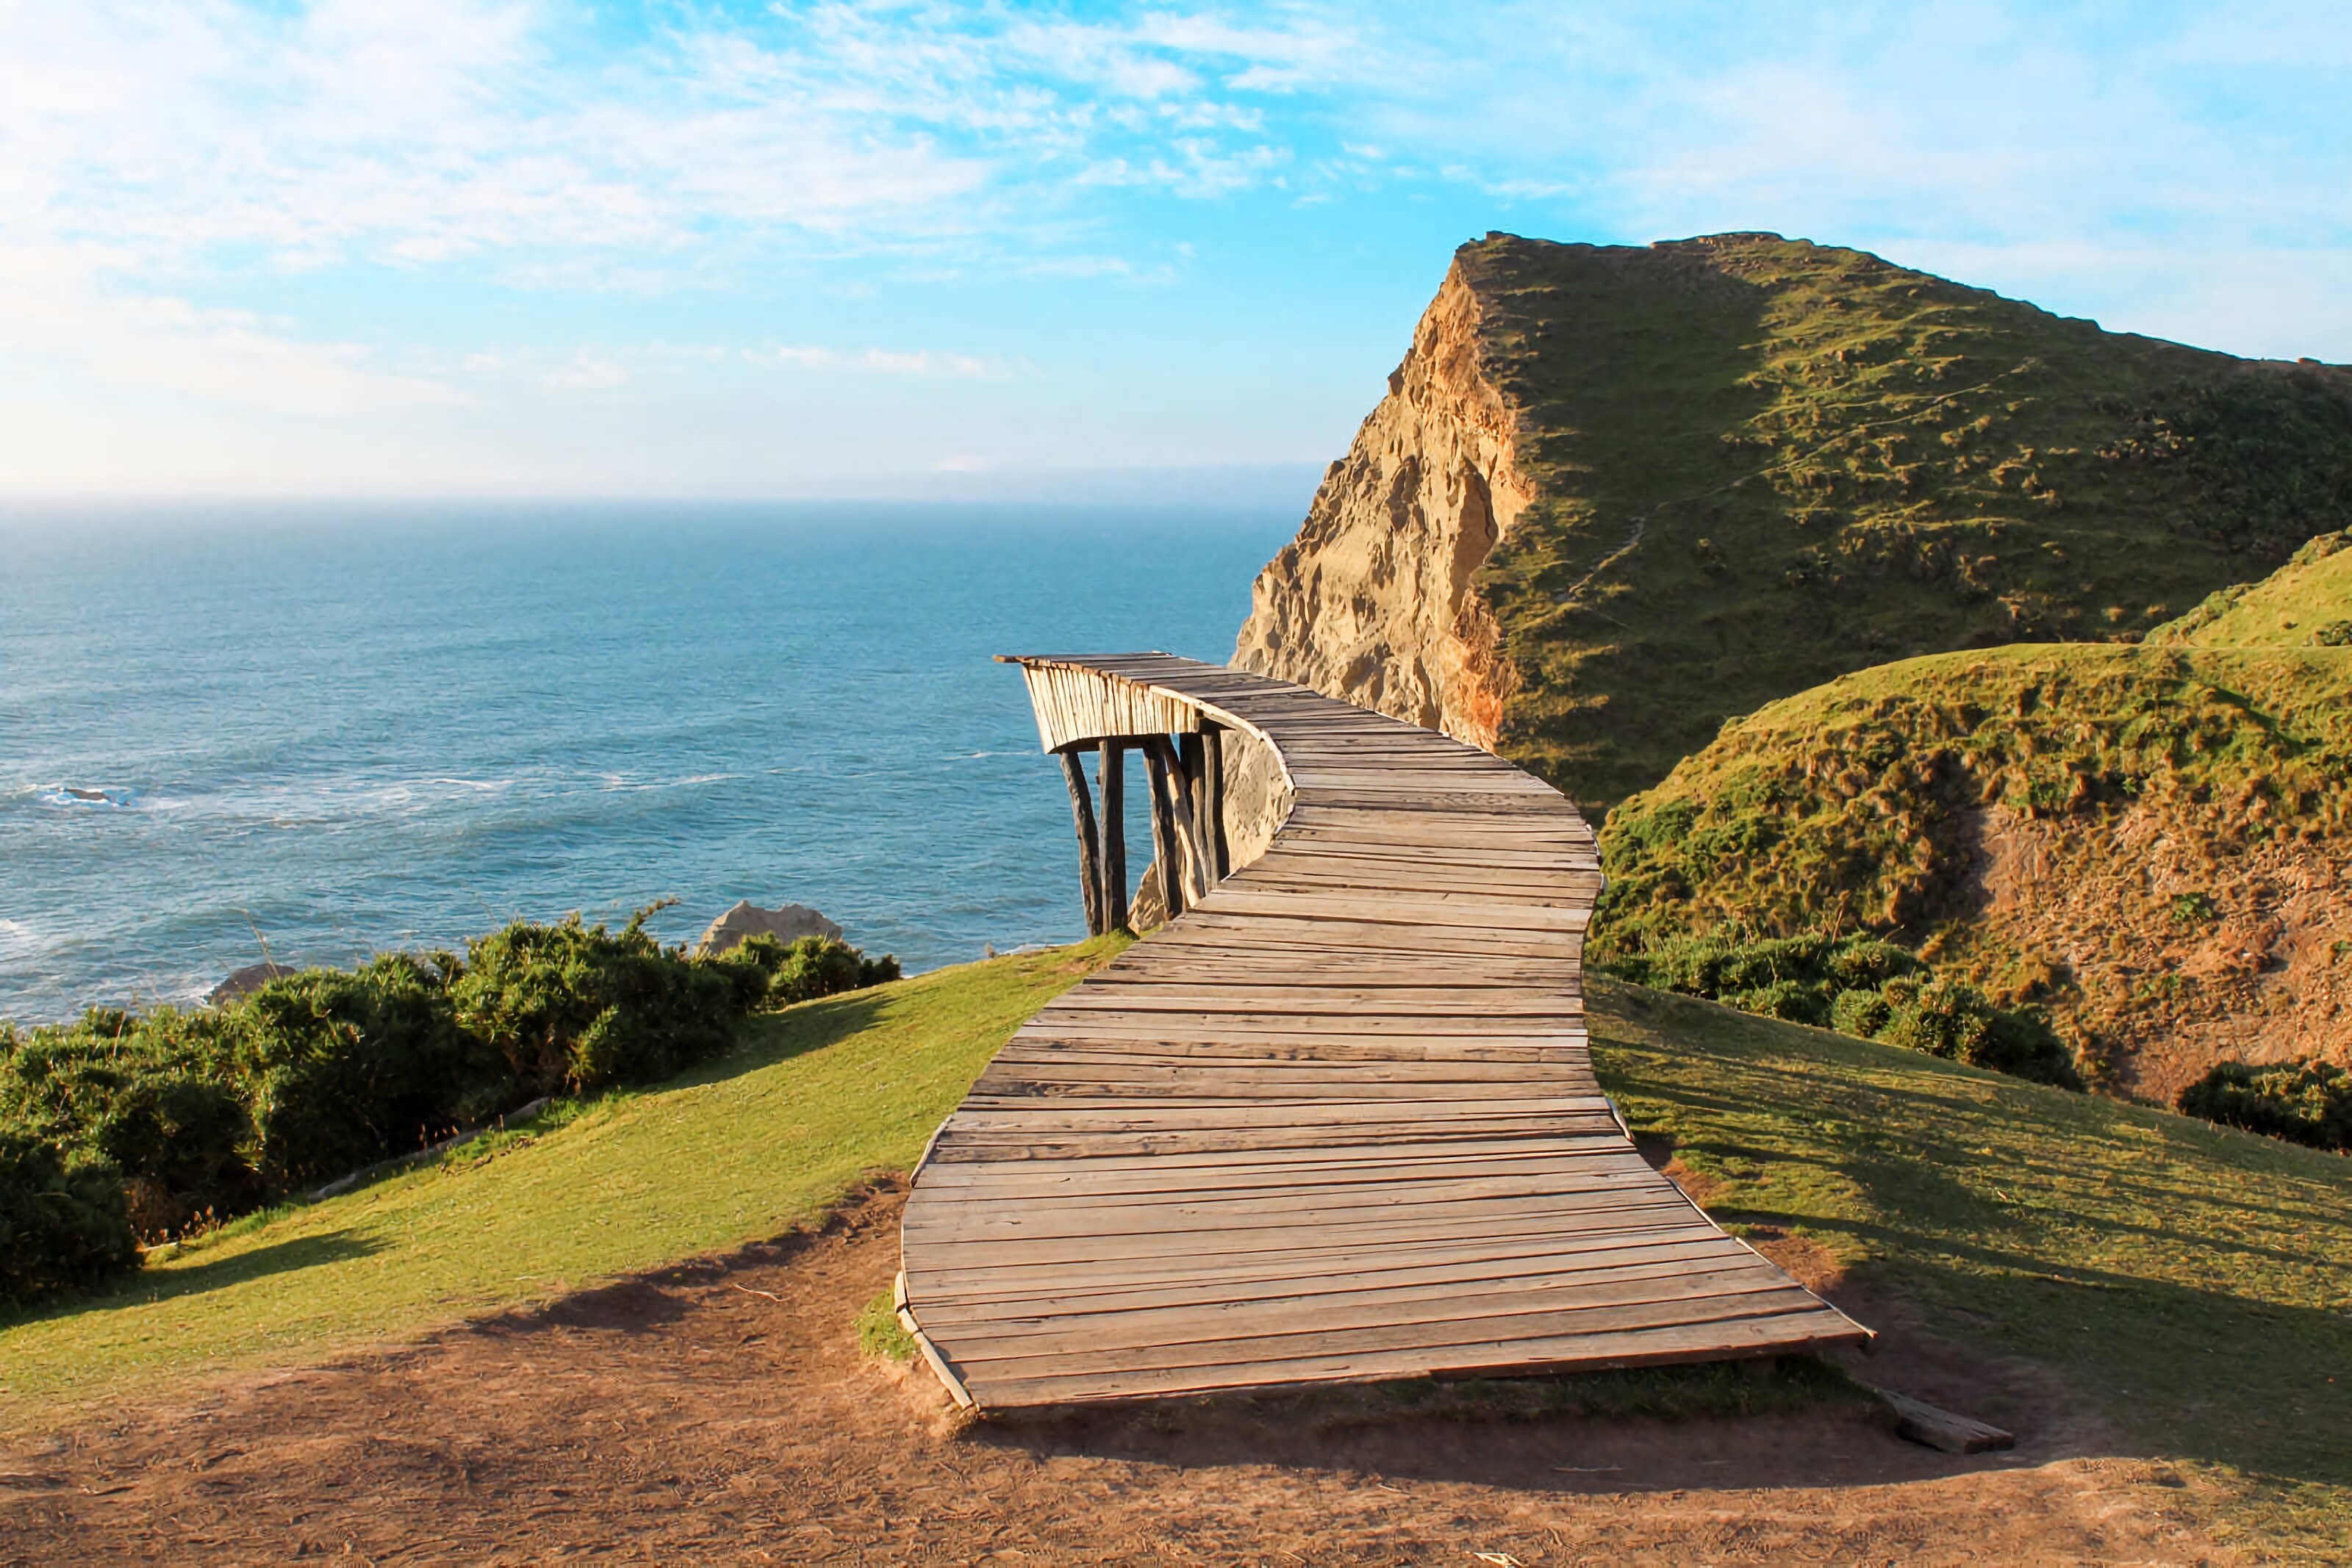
0 941 1114 1423
0 907 898 1306
1594 928 2079 1087
2177 1057 2352 1152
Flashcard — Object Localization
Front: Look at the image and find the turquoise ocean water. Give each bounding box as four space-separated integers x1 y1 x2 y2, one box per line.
1 506 1295 1023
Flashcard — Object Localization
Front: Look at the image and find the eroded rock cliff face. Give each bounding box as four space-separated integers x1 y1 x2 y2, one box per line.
1233 259 1530 751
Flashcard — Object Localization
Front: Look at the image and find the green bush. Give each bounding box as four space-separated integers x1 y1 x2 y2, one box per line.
237 953 504 1190
2179 1059 2352 1151
764 935 903 1005
451 910 745 1096
0 1133 139 1307
0 907 901 1268
1830 988 1892 1037
1596 929 2081 1089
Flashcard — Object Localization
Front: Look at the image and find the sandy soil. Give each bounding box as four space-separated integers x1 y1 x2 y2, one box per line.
0 1182 2230 1565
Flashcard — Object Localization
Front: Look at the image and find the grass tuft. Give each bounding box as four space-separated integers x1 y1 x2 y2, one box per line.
856 1287 919 1364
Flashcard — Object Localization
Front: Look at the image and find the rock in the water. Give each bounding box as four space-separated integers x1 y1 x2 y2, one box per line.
209 961 298 1005
695 899 842 957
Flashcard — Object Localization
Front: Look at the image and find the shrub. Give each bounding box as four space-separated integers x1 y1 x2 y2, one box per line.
0 907 901 1271
0 1009 260 1233
1831 988 1892 1037
96 1073 259 1236
1597 928 2080 1089
1879 977 2082 1087
2179 1059 2352 1151
451 908 746 1095
763 935 902 1006
0 1133 139 1306
235 954 504 1190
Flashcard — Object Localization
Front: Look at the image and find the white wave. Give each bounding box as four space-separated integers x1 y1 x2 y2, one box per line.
35 784 137 810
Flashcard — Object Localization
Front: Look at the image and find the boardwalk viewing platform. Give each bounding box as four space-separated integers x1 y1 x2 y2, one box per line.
897 653 1871 1409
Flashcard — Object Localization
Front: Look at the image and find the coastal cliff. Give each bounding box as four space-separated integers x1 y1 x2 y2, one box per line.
1236 231 2352 813
1233 259 1530 750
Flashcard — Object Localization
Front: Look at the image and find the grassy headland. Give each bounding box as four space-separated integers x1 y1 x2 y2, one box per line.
1452 233 2352 808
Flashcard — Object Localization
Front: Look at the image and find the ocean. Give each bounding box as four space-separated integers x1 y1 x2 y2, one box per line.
0 505 1297 1024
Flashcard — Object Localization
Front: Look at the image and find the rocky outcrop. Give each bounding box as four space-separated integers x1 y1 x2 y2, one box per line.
209 961 298 1005
695 900 841 957
1233 256 1530 751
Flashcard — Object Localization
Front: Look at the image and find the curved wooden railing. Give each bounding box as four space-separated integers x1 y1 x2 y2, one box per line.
896 653 1868 1408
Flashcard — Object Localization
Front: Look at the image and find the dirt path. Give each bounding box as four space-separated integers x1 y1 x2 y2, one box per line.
0 1183 2226 1564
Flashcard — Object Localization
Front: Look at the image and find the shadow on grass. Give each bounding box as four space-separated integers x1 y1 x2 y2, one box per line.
1589 982 2352 1514
2 1231 389 1331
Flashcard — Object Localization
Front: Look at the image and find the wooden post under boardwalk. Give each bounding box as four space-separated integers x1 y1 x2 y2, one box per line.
1142 741 1186 919
1176 731 1213 897
1152 735 1207 903
1058 744 1104 935
1197 727 1227 882
1097 742 1127 931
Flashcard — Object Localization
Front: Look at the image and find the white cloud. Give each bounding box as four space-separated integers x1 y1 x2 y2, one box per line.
0 241 464 416
737 342 999 378
0 1 2345 493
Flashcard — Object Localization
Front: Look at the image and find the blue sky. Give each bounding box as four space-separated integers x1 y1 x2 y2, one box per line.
1 1 2346 500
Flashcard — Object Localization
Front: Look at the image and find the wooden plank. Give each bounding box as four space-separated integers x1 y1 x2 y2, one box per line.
954 1287 1840 1378
967 1312 1865 1406
934 1267 1812 1361
909 1233 1752 1312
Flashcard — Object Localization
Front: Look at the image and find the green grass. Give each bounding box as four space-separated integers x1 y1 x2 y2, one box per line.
0 940 1122 1428
1444 232 2352 809
2154 530 2352 647
856 1286 919 1364
4 933 2342 1553
1591 634 2352 1074
1591 974 2352 1556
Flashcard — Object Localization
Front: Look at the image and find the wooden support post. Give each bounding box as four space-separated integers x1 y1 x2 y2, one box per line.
1142 740 1186 920
1200 727 1227 882
1097 742 1127 932
1058 744 1104 935
1161 735 1208 903
1179 731 1219 895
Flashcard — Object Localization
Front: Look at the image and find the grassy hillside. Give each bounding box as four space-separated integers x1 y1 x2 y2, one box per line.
1591 977 2351 1556
2152 528 2352 647
1594 633 2352 1096
1455 232 2352 809
0 941 1120 1428
1 946 2341 1552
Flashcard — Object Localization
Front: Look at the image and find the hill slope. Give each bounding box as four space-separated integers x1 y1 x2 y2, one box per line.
1593 603 2352 1098
1 951 2342 1553
2151 528 2352 647
1236 231 2352 810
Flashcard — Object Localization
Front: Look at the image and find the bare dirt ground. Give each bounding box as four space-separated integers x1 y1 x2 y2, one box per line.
0 1182 2230 1565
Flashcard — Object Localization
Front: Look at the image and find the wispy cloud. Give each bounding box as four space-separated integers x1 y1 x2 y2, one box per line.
0 1 2344 495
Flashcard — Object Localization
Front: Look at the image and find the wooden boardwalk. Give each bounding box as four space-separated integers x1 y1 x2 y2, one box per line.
897 653 1869 1409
